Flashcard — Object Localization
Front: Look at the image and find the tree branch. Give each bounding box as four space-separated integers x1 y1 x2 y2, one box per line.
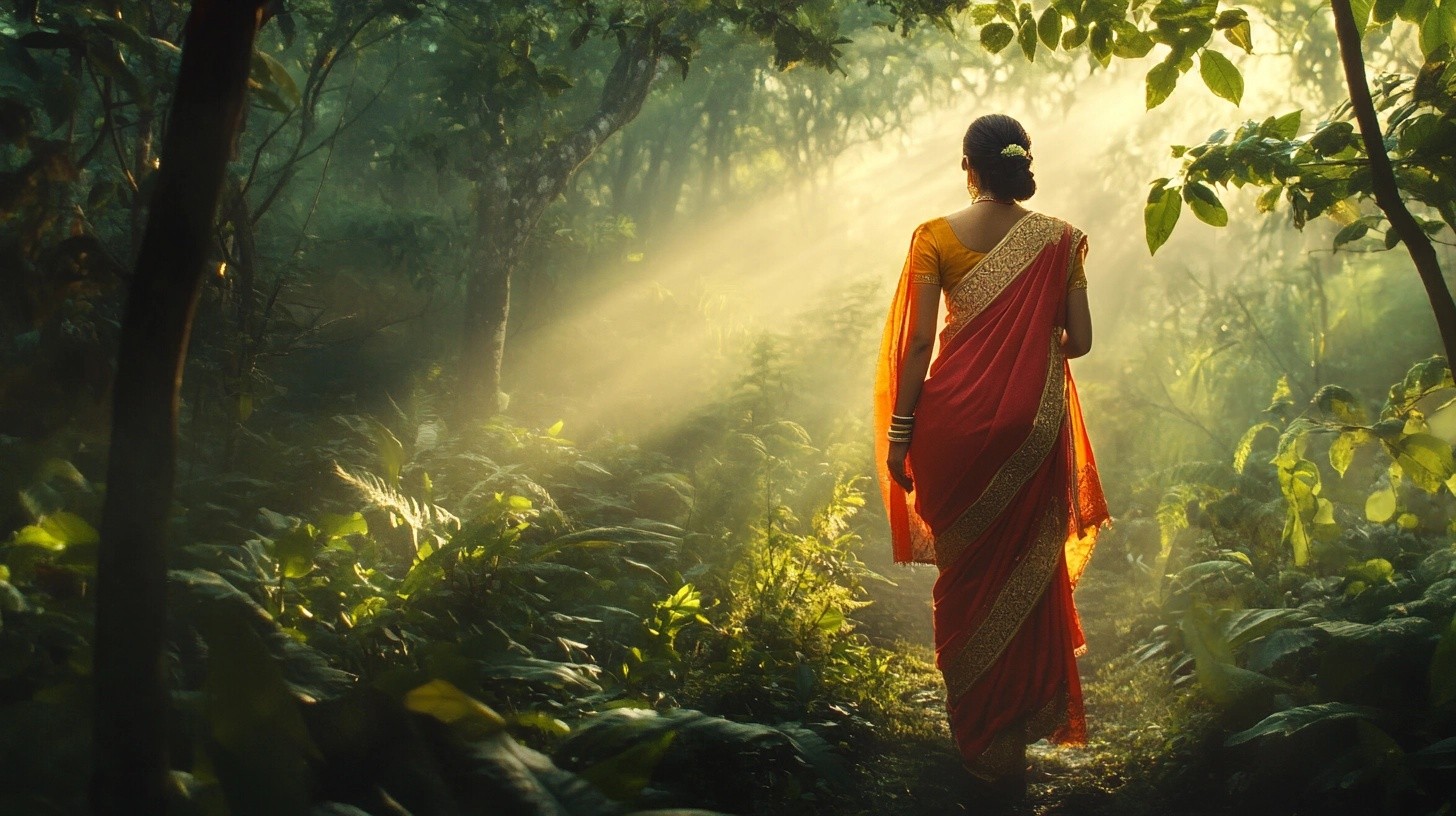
1330 0 1456 364
510 30 663 226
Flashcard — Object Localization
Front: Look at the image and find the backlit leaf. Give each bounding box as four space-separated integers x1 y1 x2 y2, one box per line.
1145 184 1182 253
1366 486 1397 522
1199 50 1243 104
1184 182 1229 226
980 22 1015 53
1037 7 1063 47
1146 61 1179 109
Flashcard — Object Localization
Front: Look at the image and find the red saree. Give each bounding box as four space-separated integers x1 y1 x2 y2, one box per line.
874 212 1109 778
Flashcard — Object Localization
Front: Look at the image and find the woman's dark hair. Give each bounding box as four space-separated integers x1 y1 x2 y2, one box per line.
962 114 1036 201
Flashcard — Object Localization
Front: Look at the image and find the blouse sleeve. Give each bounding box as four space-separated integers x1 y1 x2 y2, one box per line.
906 223 941 287
1067 230 1088 291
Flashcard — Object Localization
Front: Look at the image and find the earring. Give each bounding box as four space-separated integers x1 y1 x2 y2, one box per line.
966 181 979 198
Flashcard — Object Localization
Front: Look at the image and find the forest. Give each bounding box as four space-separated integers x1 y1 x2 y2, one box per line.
0 0 1454 813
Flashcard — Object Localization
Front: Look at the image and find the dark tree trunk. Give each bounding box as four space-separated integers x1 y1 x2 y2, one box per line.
460 241 515 414
1330 0 1456 364
456 34 660 418
90 2 266 813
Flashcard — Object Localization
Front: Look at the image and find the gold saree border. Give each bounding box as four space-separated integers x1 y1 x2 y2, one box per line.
932 333 1066 568
943 493 1068 703
1065 227 1087 290
964 688 1069 781
940 212 1065 347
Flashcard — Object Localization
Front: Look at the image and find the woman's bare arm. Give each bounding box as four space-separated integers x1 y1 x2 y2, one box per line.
894 282 942 414
1062 287 1092 358
886 282 941 491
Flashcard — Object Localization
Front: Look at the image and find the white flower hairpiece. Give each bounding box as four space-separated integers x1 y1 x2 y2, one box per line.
1000 144 1028 158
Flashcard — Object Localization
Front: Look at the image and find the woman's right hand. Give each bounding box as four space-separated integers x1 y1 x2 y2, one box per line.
887 440 913 492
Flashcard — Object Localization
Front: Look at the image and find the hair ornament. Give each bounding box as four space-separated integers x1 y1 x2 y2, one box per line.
1000 143 1028 158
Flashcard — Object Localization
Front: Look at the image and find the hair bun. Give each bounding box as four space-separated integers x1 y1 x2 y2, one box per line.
962 114 1037 201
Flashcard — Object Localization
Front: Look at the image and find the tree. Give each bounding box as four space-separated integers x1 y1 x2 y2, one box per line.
88 1 270 811
1134 0 1456 363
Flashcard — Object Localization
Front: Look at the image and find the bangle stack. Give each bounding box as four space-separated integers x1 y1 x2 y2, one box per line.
888 413 915 443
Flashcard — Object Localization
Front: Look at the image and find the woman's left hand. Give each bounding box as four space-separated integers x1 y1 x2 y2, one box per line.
887 441 913 492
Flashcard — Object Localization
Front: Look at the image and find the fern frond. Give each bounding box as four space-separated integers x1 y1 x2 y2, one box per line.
334 463 460 534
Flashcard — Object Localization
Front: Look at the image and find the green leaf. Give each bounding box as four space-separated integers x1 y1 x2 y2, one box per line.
1234 422 1279 472
1145 184 1183 253
1199 50 1244 104
1031 8 1059 49
1225 703 1384 746
42 511 99 547
1184 182 1230 226
1333 221 1369 247
1090 22 1113 65
1061 24 1089 48
580 729 678 801
1330 429 1372 475
1220 19 1252 52
1420 0 1456 55
1113 27 1156 58
405 679 507 738
980 22 1015 53
1181 604 1292 708
1256 186 1282 213
1310 121 1356 155
250 51 300 110
198 606 317 815
1392 432 1456 492
1146 61 1180 109
317 511 367 540
1346 557 1395 584
1366 486 1397 522
1314 384 1369 423
1267 110 1303 139
816 606 847 633
1399 0 1433 23
272 524 318 579
1018 17 1039 59
971 3 1001 24
1373 0 1402 23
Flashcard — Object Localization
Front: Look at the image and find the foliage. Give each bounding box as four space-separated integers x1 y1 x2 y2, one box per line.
1146 35 1456 254
1110 358 1456 814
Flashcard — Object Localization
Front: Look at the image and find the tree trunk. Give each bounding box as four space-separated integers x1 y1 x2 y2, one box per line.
455 34 661 418
91 2 266 813
459 243 514 414
1330 0 1456 364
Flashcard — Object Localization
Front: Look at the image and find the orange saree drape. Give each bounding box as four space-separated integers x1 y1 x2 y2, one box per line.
874 212 1110 778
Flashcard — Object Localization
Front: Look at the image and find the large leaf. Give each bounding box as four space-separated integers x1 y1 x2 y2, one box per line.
1198 50 1243 104
1420 0 1456 55
198 605 318 816
1391 432 1456 492
980 22 1014 52
1184 182 1229 226
1218 608 1317 650
1225 703 1384 746
405 679 507 739
1145 183 1182 253
1145 61 1179 109
1037 7 1063 47
1181 604 1292 709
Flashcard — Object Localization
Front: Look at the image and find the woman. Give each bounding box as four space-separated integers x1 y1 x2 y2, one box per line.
873 114 1109 795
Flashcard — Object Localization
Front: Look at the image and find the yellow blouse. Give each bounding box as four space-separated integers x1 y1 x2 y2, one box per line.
906 216 1087 293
